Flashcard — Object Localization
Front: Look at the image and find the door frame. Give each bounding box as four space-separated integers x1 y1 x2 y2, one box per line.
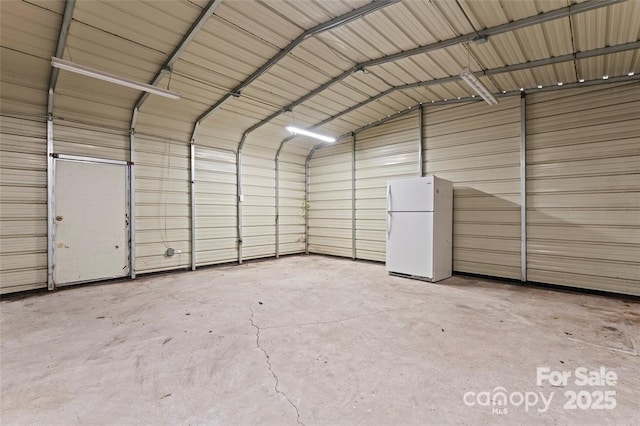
48 154 132 290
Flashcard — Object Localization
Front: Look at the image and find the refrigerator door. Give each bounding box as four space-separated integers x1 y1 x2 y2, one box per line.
386 211 433 278
388 177 434 212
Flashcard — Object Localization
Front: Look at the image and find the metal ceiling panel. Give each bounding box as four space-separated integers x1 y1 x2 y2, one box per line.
72 0 203 53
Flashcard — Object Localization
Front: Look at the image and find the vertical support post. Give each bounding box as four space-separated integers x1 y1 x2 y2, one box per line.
275 153 280 258
129 119 137 279
418 104 424 177
351 132 356 260
190 142 196 270
237 140 245 264
520 94 527 282
304 149 314 255
46 111 55 290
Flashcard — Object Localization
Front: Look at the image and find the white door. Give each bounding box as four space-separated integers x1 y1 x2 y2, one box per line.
388 177 434 212
54 159 129 285
386 211 433 278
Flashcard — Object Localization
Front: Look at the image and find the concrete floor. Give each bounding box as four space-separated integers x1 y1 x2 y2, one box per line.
1 255 639 425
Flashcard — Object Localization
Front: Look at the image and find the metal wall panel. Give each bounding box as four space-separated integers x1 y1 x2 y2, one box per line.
308 142 353 258
0 115 48 294
526 82 640 295
135 135 191 273
53 119 129 162
242 144 276 260
355 112 420 262
278 149 306 255
423 98 522 279
194 146 237 266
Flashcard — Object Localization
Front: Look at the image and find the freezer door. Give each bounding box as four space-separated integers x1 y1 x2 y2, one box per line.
388 177 434 212
386 211 433 278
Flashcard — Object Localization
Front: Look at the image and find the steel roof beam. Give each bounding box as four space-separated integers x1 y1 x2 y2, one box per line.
193 0 399 127
132 0 222 114
242 0 624 140
308 73 640 155
279 40 640 147
48 0 76 114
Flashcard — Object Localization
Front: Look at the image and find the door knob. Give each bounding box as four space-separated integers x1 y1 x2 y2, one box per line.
56 215 63 222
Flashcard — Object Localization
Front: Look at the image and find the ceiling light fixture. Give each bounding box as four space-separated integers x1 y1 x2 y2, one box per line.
578 78 585 83
51 57 180 100
537 84 543 89
603 75 609 80
459 68 498 105
629 71 635 76
286 126 335 143
557 82 563 86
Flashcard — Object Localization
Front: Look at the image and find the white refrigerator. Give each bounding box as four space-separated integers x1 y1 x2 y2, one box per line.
385 176 453 282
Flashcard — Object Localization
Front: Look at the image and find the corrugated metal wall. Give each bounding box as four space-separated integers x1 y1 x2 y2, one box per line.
355 112 420 261
242 146 276 260
278 148 307 256
134 134 191 273
0 115 48 294
53 119 129 161
526 82 640 296
423 98 522 279
308 142 353 258
194 146 237 266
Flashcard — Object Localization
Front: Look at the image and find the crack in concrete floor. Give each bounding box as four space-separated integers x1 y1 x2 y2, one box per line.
249 307 305 426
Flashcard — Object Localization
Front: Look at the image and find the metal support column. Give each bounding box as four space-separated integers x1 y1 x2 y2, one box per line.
304 149 315 255
520 94 527 282
351 132 356 260
46 115 55 290
275 150 280 259
190 142 196 270
129 117 137 279
418 104 424 177
47 0 76 290
237 135 247 264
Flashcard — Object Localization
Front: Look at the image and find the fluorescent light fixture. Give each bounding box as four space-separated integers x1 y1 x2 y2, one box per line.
286 126 335 143
459 67 498 106
51 57 180 100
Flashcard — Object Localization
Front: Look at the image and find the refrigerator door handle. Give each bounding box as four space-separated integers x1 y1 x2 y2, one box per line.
386 185 392 240
387 211 391 240
387 185 392 212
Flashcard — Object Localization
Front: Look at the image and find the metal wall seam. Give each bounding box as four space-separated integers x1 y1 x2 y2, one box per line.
351 132 356 260
520 94 527 282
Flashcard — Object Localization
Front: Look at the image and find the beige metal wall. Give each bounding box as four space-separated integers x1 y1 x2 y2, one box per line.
423 98 522 279
242 146 276 260
0 114 48 294
134 134 191 273
278 148 307 256
308 142 353 258
355 112 420 262
526 82 640 295
194 146 237 266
